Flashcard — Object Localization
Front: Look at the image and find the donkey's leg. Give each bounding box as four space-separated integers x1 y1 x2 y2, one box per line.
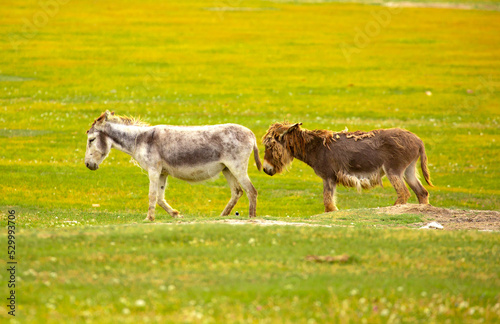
386 169 411 205
404 162 430 205
221 168 244 216
157 173 181 218
228 166 258 218
239 175 258 218
145 171 160 222
323 178 338 212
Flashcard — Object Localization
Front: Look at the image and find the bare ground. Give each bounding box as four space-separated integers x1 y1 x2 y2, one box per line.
383 1 499 11
148 204 499 231
212 205 500 231
375 204 500 231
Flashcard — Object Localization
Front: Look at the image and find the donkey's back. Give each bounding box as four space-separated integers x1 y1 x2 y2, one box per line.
144 124 259 180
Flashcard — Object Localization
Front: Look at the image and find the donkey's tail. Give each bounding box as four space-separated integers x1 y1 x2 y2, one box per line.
253 140 262 172
419 143 434 187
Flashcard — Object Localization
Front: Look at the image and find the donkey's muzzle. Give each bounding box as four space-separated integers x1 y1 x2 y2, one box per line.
263 167 276 176
86 162 99 170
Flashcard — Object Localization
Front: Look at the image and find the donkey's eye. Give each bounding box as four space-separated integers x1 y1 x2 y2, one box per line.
89 138 96 143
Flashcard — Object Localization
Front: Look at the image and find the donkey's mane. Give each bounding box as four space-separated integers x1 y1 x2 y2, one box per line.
108 114 150 127
265 122 376 143
88 111 150 132
264 122 378 157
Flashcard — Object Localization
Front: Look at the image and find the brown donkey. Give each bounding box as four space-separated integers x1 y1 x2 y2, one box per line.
262 122 433 212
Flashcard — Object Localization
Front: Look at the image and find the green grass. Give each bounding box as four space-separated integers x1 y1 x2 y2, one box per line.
2 224 500 323
1 0 499 322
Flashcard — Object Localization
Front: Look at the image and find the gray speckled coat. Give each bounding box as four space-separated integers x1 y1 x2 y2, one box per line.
85 111 261 220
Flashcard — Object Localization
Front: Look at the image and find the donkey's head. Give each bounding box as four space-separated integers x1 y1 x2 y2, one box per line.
84 110 115 170
261 122 302 176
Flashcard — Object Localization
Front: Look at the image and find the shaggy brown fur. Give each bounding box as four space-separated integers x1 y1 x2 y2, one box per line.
262 122 433 212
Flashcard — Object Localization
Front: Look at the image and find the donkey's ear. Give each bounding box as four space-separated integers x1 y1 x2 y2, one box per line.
104 110 113 120
279 123 302 141
94 112 106 125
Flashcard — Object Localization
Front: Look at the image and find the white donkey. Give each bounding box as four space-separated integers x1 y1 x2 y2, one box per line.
85 111 262 220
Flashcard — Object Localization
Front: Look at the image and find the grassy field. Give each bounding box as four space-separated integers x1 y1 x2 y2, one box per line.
1 0 499 322
7 223 500 323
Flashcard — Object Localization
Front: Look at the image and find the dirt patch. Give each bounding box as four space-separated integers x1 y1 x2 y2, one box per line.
383 1 498 11
375 204 500 231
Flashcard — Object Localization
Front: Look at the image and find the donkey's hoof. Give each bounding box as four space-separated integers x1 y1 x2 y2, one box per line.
325 203 338 212
171 210 182 218
143 217 155 222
